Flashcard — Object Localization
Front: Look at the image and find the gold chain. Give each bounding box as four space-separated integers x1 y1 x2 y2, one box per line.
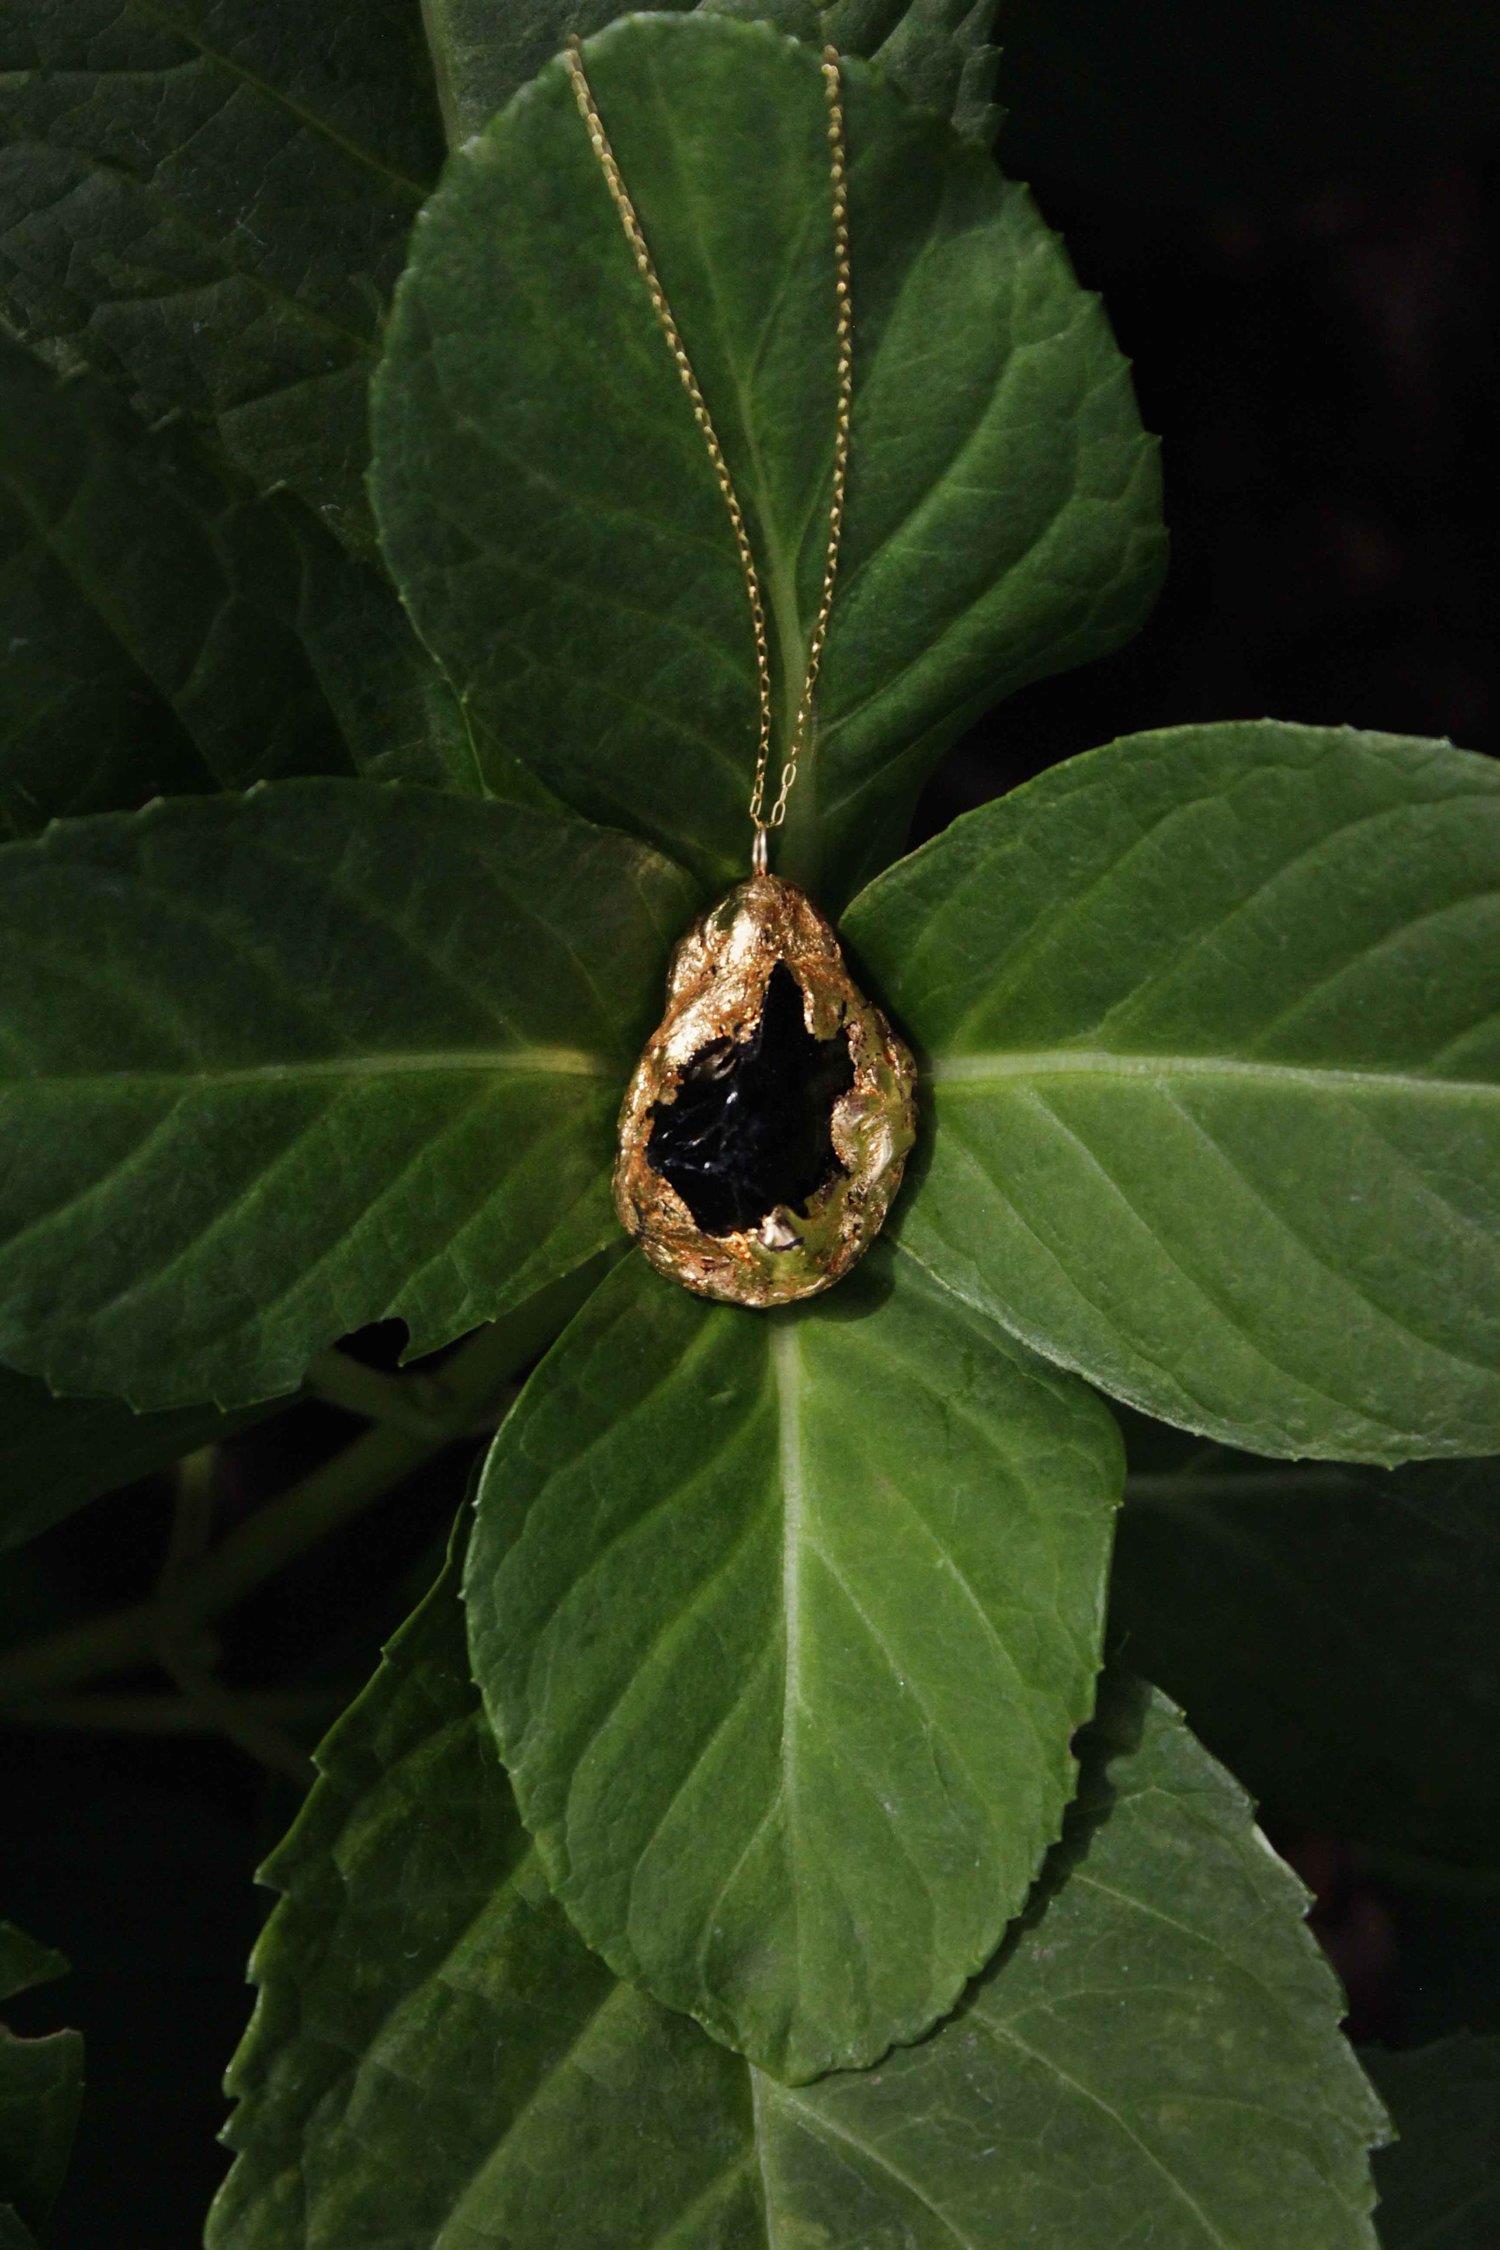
563 37 853 868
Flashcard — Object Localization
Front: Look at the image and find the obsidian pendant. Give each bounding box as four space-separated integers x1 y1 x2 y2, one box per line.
615 874 916 1307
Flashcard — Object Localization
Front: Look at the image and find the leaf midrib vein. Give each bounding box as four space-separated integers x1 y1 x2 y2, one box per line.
929 1050 1498 1100
771 1319 807 2004
1 1048 614 1091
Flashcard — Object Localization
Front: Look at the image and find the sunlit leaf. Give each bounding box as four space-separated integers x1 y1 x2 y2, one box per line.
372 15 1163 905
848 721 1500 1463
215 1545 1386 2246
467 1243 1125 2080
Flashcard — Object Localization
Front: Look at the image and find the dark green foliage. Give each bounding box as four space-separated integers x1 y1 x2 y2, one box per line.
0 1925 80 2245
0 1 1488 2237
1113 1440 1500 1879
0 0 445 545
1366 2037 1500 2247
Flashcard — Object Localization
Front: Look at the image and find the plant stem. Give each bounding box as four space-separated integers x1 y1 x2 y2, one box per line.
155 1640 313 1781
162 1445 219 1579
0 1320 521 1707
10 1689 345 1736
302 1348 452 1435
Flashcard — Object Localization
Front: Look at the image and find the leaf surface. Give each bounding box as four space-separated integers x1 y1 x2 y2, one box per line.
467 1243 1124 2080
215 1543 1385 2247
421 0 1001 150
0 0 445 543
847 721 1500 1462
0 1362 256 1553
0 1923 81 2245
372 16 1163 905
0 783 696 1408
1365 2036 1500 2249
0 336 373 829
285 513 509 799
1112 1432 1500 1877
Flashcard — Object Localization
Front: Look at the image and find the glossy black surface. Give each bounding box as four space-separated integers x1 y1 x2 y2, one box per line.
647 962 855 1235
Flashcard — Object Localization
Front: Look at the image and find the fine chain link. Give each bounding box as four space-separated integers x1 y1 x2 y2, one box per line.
563 37 853 864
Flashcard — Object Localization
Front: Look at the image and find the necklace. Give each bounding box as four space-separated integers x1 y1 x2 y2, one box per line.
566 37 916 1308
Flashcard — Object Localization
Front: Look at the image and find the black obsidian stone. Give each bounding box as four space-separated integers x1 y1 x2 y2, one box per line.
647 962 856 1237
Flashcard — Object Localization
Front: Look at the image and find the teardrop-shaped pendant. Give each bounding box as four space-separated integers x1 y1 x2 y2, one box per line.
615 874 917 1307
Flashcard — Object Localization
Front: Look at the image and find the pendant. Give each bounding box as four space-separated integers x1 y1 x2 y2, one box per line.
614 873 917 1307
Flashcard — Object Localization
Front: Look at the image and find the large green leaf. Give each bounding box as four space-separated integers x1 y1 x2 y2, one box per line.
214 1543 1385 2246
372 15 1163 906
466 1243 1124 2080
0 0 444 545
0 1362 254 1554
847 721 1500 1464
0 335 376 831
0 1923 81 2246
1365 2036 1500 2248
0 782 696 1409
1111 1433 1500 1878
421 0 1001 151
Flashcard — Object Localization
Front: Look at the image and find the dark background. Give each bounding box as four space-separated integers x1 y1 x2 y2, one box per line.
5 3 1499 2239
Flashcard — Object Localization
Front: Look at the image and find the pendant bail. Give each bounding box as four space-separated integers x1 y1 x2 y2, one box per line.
751 823 771 876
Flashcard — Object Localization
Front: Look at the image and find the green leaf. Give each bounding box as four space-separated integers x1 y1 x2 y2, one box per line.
0 334 381 831
421 0 1001 151
284 511 511 800
1111 1434 1500 1879
215 1545 1385 2247
0 1360 254 1553
846 721 1500 1464
0 1923 81 2244
0 0 997 557
371 15 1163 907
1365 2036 1500 2248
0 0 445 546
465 1242 1123 2080
0 781 697 1409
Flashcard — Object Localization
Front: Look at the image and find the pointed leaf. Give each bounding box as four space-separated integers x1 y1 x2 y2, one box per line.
466 1242 1123 2080
215 1549 1385 2247
372 16 1163 906
422 0 1001 151
1112 1436 1500 1878
0 1923 81 2243
847 721 1500 1463
0 0 445 544
1365 2036 1500 2249
0 782 696 1408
